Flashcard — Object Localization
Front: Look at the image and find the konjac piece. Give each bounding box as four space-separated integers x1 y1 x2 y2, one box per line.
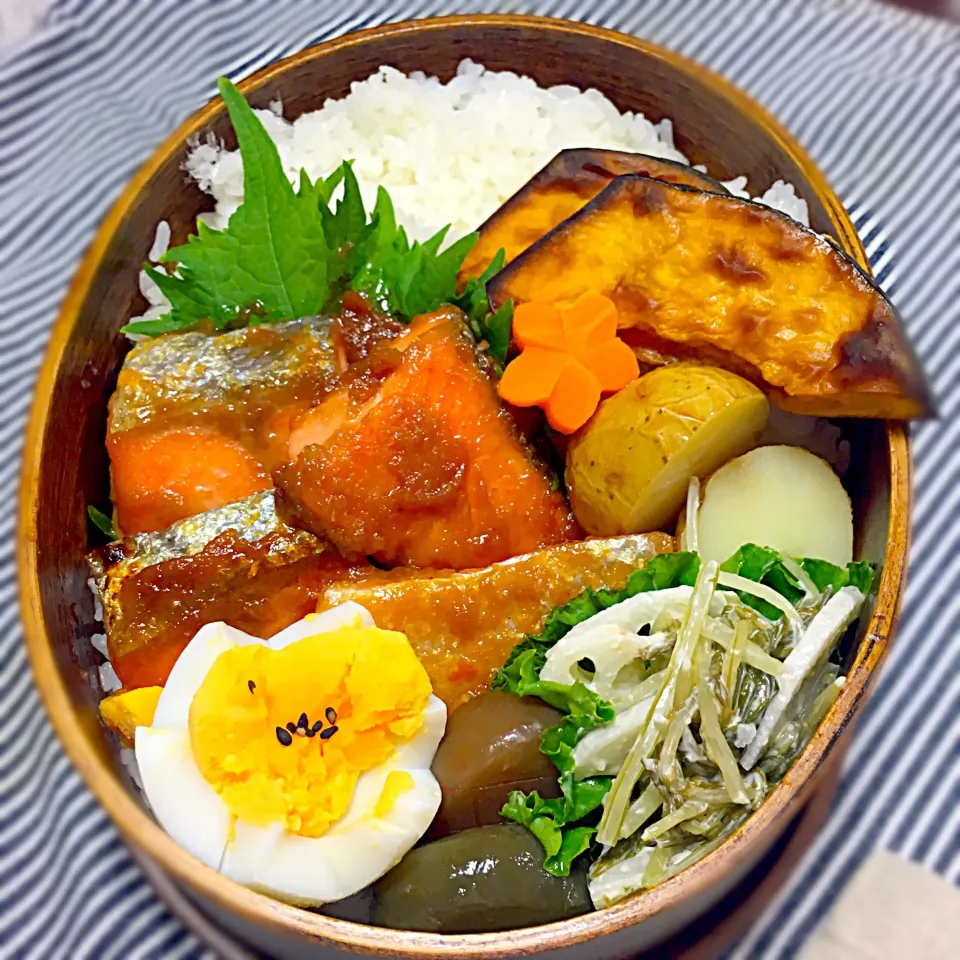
88 490 361 689
488 175 933 419
429 691 563 839
315 532 674 707
373 825 591 933
108 317 338 534
275 306 579 569
458 149 726 283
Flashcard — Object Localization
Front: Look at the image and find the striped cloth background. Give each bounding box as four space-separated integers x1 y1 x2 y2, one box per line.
1 0 957 957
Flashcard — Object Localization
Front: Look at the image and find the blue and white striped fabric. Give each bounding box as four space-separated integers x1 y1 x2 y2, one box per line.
1 1 957 957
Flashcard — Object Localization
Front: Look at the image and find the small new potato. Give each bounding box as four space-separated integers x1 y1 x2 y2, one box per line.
566 364 769 535
697 445 853 566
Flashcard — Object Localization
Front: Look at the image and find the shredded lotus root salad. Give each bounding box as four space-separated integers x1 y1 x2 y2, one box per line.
494 502 871 906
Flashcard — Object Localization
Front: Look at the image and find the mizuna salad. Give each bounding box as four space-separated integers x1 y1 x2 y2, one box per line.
85 65 930 933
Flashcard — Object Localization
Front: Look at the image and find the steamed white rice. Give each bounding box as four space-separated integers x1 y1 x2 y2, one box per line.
133 59 808 328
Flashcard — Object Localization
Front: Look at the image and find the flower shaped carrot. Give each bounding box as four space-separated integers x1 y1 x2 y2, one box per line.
498 293 639 433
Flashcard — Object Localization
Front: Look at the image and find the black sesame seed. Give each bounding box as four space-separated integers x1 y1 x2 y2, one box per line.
286 721 297 734
275 726 293 746
247 680 256 694
311 720 323 733
297 712 309 730
319 725 339 741
325 707 337 725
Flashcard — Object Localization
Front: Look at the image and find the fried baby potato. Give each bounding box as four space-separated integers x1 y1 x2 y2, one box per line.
489 176 933 419
566 364 769 535
315 532 674 708
459 149 726 283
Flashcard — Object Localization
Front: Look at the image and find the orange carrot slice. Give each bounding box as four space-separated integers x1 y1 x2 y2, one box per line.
545 362 602 433
498 347 572 408
498 293 638 434
512 302 566 351
580 337 641 393
562 293 618 348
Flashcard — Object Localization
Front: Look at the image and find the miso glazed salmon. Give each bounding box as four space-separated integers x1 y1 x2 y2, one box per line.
316 532 674 708
82 74 929 931
89 490 360 689
108 317 338 534
274 306 580 569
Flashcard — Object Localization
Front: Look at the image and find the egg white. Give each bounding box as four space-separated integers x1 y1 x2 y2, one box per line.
134 604 446 904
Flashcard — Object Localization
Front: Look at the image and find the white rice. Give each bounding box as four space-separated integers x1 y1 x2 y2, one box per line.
131 59 808 329
90 633 109 658
99 661 122 693
119 747 144 789
147 219 171 262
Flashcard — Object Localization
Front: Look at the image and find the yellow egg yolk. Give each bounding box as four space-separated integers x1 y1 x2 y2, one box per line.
188 625 432 838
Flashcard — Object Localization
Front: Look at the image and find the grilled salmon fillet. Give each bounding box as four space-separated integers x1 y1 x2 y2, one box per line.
316 533 674 708
88 490 361 690
275 306 580 569
108 317 338 535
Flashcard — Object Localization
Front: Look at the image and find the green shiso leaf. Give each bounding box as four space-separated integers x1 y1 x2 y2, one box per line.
123 79 489 337
453 248 513 363
87 505 117 540
123 78 332 336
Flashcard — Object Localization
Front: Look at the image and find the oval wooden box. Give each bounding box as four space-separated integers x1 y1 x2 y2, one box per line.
18 14 909 960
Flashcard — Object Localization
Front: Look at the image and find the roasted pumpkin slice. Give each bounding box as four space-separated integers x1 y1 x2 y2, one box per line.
488 175 932 419
488 175 933 419
316 532 674 708
274 306 580 569
458 149 726 283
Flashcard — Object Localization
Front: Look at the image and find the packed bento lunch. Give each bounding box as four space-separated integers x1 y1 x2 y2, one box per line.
85 61 932 932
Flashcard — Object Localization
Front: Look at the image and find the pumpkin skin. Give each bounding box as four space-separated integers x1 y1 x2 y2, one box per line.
489 174 933 420
459 149 726 285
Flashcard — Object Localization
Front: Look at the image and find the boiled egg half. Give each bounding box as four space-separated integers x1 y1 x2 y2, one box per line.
135 602 446 905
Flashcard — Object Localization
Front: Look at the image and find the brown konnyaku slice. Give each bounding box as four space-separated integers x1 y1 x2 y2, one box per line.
488 175 933 420
458 149 726 283
315 531 674 709
275 306 580 570
88 490 360 690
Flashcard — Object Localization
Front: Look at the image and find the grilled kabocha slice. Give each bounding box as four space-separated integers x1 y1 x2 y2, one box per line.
458 149 726 284
488 175 933 420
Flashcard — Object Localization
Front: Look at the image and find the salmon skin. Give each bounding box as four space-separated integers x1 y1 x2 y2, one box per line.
88 490 357 690
108 318 338 534
109 317 337 433
275 306 580 570
316 532 675 709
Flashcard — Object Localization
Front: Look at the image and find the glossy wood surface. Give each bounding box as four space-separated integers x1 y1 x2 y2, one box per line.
18 14 910 959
